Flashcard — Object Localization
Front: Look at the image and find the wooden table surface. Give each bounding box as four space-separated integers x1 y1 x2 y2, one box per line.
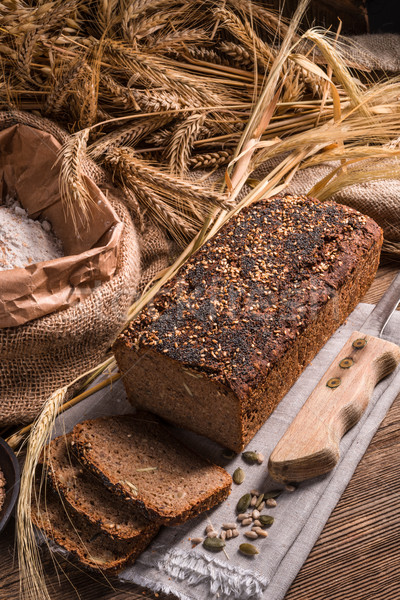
1 260 399 600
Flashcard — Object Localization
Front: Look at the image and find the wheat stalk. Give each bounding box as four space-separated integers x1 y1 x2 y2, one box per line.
17 386 68 600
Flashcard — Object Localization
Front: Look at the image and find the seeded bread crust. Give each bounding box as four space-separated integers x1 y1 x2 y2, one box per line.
32 473 158 575
113 194 382 452
46 433 159 542
71 414 232 525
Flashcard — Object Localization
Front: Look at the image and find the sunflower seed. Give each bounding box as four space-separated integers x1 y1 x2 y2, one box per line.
231 529 239 538
236 493 251 513
266 498 277 508
259 515 274 527
239 543 259 556
222 523 237 530
250 495 258 507
222 449 236 459
203 537 226 552
220 530 227 540
191 537 204 544
256 453 264 464
244 531 258 539
252 527 268 538
207 530 218 538
241 517 253 526
205 524 215 534
237 513 251 521
285 484 297 492
233 467 245 485
252 509 260 519
226 529 233 539
250 489 260 496
253 519 261 527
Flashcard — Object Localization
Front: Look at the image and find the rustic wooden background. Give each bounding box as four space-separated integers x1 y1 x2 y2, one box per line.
0 259 399 600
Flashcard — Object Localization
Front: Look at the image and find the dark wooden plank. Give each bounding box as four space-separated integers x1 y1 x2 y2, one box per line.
1 264 399 600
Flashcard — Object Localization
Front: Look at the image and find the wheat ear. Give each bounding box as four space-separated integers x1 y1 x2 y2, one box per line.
59 128 93 231
17 386 68 600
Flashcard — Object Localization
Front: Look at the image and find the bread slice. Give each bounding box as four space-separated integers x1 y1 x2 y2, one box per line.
32 472 158 574
71 413 232 525
46 433 158 542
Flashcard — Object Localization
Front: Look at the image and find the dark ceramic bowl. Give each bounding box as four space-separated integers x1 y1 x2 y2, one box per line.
0 437 20 533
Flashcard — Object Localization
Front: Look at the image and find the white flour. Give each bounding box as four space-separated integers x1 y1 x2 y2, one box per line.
0 198 64 270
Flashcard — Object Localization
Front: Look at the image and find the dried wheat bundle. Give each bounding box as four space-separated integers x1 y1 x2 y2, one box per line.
1 0 390 245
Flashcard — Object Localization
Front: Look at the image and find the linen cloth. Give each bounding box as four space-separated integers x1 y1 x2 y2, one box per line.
53 303 400 600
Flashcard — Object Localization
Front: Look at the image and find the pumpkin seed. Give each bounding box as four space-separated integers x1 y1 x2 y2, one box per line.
259 515 274 527
255 493 265 508
233 467 245 485
236 493 251 513
203 537 226 552
263 489 282 499
239 543 259 556
242 451 260 464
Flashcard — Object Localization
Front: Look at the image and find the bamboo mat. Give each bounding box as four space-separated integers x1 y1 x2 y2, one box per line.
0 261 399 600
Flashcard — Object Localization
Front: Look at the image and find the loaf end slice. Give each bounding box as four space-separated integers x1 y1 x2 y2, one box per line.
71 413 232 525
46 433 159 542
32 471 158 575
113 194 382 451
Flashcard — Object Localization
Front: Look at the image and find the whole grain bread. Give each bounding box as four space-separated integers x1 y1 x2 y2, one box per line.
31 471 158 575
71 413 232 525
46 433 159 541
113 194 383 452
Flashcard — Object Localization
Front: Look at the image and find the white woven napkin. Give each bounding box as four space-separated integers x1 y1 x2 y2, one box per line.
54 304 400 600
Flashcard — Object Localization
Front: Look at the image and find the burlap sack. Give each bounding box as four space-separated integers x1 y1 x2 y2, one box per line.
0 111 169 426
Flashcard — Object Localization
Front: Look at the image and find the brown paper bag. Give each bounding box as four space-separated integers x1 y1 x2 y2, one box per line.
0 123 124 327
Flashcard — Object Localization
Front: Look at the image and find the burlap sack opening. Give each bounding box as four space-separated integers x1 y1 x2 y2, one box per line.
0 111 142 427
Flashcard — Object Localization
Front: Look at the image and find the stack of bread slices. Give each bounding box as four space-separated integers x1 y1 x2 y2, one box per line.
34 412 232 574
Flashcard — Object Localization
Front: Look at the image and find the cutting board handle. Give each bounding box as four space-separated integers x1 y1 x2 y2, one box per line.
268 331 400 483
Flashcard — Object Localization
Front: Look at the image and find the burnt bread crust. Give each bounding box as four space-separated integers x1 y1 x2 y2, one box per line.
46 433 159 542
113 194 383 452
71 413 232 525
31 471 158 575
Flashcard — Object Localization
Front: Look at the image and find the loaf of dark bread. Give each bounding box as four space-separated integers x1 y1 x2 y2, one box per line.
46 433 158 542
71 413 232 525
113 195 382 452
31 470 158 574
